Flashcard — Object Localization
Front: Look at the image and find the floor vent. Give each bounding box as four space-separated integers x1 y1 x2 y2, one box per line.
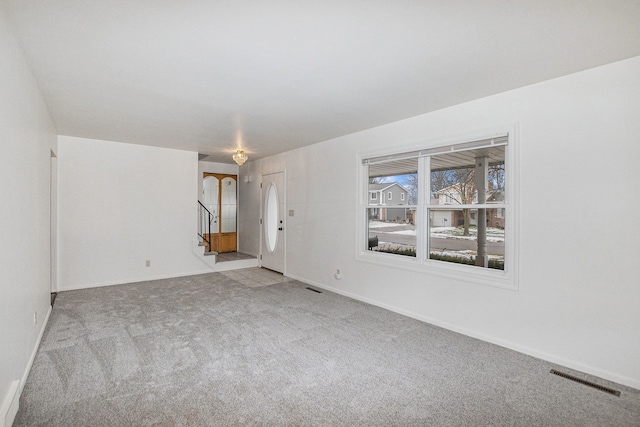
550 369 621 397
306 287 322 293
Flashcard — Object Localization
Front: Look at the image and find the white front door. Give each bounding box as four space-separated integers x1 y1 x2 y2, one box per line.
261 172 285 273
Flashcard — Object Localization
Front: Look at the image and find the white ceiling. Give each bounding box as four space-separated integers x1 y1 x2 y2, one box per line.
3 1 640 163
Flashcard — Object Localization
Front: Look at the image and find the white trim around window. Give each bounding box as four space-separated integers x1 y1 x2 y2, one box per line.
356 125 519 290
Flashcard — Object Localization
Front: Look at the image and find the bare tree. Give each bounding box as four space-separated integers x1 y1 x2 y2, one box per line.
449 168 476 235
430 168 475 235
488 163 505 201
429 162 505 235
405 173 418 204
430 170 454 198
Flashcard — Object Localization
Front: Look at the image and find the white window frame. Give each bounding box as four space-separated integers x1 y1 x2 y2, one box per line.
370 192 377 201
401 193 405 201
356 126 518 290
388 191 392 201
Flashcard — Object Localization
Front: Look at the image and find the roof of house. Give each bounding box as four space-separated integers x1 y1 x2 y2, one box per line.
369 182 408 192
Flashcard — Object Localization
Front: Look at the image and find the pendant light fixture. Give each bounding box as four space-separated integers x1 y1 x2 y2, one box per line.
232 149 248 166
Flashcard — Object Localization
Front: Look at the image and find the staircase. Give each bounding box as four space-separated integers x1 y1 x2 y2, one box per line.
192 238 217 268
196 201 217 266
197 201 215 252
195 201 258 271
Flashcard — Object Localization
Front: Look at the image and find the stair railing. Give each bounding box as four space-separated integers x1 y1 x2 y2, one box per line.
198 201 214 252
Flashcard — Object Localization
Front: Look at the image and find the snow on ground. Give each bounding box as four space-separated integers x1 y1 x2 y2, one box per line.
430 226 457 232
430 226 504 242
371 223 505 242
389 230 416 235
371 224 504 242
374 243 416 253
430 233 504 243
369 221 408 228
372 243 504 262
430 249 503 261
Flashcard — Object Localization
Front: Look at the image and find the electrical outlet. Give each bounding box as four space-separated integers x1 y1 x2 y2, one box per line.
334 269 342 280
146 260 151 267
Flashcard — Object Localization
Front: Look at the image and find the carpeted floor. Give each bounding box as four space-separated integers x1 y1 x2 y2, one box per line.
15 270 640 426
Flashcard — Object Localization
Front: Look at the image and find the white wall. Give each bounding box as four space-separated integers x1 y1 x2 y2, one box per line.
238 161 262 257
239 56 640 389
57 136 209 290
0 4 57 422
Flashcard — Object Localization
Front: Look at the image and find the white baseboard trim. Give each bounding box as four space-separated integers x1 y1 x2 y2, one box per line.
285 272 640 391
20 304 52 395
57 261 263 292
56 269 214 292
1 304 53 427
0 380 20 427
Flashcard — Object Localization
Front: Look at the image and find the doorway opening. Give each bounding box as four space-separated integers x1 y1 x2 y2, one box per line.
202 173 237 253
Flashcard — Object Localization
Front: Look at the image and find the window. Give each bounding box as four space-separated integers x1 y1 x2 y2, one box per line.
371 192 377 201
367 159 418 256
388 191 392 201
360 131 516 288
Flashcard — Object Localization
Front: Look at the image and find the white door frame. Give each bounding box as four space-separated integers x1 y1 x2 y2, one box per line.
260 171 286 274
50 150 58 293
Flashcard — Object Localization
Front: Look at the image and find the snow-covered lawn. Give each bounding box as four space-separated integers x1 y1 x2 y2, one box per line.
430 226 504 242
371 244 504 264
370 223 504 242
370 222 505 267
369 220 409 228
430 249 503 262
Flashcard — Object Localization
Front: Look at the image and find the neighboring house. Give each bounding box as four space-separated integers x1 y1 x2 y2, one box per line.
431 184 505 228
368 182 413 223
428 197 455 227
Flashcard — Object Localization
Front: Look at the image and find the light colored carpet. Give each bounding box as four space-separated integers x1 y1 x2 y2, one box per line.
15 271 640 426
219 267 292 288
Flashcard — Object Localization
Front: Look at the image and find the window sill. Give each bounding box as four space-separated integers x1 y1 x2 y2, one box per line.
356 250 517 291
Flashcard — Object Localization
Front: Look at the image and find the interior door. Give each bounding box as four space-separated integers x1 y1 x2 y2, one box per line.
203 173 237 253
261 172 285 273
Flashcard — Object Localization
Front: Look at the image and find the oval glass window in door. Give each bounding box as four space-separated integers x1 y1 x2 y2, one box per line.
265 183 279 253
